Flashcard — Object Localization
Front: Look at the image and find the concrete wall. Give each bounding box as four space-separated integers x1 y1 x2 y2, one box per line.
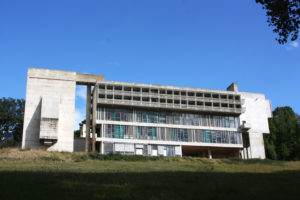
74 138 85 152
239 92 272 159
22 68 76 152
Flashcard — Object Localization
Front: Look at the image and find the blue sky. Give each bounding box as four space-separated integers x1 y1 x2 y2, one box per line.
0 0 299 129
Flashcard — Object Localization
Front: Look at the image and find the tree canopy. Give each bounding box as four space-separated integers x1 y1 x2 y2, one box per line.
0 98 25 142
264 106 300 160
74 119 86 138
256 0 300 44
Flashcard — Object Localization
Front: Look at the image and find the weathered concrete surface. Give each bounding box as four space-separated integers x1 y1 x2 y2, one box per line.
22 68 105 152
40 96 59 140
22 68 76 152
239 92 272 159
76 73 104 85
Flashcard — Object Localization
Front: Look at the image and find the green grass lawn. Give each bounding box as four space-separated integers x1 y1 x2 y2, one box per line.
0 148 300 200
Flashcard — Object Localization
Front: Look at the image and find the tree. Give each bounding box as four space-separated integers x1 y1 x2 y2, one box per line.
256 0 300 44
264 106 300 160
0 98 25 142
74 119 86 138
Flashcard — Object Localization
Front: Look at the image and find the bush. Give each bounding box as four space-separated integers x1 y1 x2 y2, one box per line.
70 152 170 162
87 152 165 161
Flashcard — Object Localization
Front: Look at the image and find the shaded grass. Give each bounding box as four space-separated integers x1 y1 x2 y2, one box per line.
1 148 300 199
0 171 299 200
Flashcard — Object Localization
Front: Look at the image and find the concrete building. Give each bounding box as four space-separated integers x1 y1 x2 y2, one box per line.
22 68 272 158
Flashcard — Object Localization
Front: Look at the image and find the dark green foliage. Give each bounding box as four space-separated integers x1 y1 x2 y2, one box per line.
74 119 86 137
72 152 167 162
265 106 300 160
256 0 300 44
0 98 25 142
74 130 80 138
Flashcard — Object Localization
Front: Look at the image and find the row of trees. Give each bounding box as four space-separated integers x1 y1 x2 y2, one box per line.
264 106 300 160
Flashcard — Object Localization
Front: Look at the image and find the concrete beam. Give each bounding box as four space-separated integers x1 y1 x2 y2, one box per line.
92 86 97 152
76 73 104 85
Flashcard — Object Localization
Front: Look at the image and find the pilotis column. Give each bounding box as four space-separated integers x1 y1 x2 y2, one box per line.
85 85 91 152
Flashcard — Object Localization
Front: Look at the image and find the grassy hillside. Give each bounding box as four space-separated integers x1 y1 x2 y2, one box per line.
0 148 300 200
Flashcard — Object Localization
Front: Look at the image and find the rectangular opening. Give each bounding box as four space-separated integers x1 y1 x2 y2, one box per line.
188 101 195 105
160 99 166 103
124 87 131 92
99 94 105 99
133 96 140 101
236 104 241 108
142 88 149 93
151 89 158 94
221 103 228 108
114 95 122 100
213 103 220 107
174 100 180 104
115 86 122 91
107 95 113 99
107 85 113 90
99 84 105 89
172 90 179 95
167 90 173 95
205 102 212 106
228 95 233 100
221 95 227 99
181 91 186 96
204 93 211 98
160 89 166 94
133 87 140 92
124 96 132 100
196 92 203 97
229 104 234 108
212 94 219 99
181 100 187 104
235 96 240 100
151 98 158 103
197 101 203 106
142 97 150 102
167 99 173 104
188 92 195 97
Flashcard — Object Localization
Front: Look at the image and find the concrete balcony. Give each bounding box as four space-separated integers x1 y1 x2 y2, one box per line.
159 94 168 99
132 92 141 97
98 89 106 94
122 91 132 96
105 90 114 94
97 98 243 114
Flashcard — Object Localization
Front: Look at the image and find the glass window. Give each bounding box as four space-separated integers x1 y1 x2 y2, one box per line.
173 113 180 125
159 112 166 124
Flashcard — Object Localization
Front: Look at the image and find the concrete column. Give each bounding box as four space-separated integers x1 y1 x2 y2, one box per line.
208 150 212 159
101 124 103 138
85 85 91 152
92 85 97 152
100 141 104 154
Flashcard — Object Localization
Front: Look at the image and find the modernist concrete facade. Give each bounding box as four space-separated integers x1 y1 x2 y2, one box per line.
22 68 272 159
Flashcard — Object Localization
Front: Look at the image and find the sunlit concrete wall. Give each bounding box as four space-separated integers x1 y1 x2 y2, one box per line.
239 92 272 159
22 68 76 152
